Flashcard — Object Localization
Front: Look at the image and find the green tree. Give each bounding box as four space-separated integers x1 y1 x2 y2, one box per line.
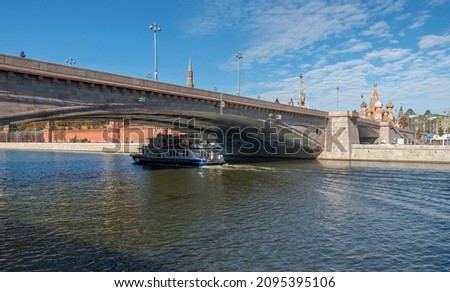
416 128 423 140
438 126 444 137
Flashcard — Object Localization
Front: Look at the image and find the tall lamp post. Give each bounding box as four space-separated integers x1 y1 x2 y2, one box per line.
149 22 161 81
427 115 436 144
444 109 450 145
409 115 418 143
335 86 340 110
236 52 243 95
299 73 304 107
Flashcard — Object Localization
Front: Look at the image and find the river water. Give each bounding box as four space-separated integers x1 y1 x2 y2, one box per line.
0 150 449 271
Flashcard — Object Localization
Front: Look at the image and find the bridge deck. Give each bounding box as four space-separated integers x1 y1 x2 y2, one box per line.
0 54 328 120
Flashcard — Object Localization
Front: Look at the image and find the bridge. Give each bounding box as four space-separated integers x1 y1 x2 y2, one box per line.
0 54 413 160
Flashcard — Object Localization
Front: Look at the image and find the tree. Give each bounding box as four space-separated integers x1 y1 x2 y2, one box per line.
56 130 66 142
438 126 444 137
397 116 408 128
416 128 423 140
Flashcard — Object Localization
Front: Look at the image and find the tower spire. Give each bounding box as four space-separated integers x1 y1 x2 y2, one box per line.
370 82 379 107
186 58 194 88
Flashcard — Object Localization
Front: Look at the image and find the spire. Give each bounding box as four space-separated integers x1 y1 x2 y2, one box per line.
398 104 404 119
360 93 367 108
186 58 194 88
370 82 379 107
372 83 378 98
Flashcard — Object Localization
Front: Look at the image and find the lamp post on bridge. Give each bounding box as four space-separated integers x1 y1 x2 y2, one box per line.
149 22 161 81
236 52 243 96
66 57 76 66
298 73 304 107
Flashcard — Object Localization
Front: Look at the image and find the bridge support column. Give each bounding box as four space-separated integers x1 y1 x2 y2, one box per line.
318 111 360 160
379 122 392 144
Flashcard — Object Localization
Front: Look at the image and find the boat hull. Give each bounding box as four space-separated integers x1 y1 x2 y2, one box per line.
131 154 225 167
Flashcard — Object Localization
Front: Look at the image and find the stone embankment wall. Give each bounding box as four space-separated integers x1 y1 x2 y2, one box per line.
0 142 140 154
349 144 450 163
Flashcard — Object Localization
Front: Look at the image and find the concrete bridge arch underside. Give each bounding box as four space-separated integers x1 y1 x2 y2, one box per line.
0 54 333 160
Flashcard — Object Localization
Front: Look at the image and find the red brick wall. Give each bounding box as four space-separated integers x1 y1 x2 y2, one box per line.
45 125 171 143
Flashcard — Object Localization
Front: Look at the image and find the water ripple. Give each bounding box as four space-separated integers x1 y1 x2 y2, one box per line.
1 151 449 271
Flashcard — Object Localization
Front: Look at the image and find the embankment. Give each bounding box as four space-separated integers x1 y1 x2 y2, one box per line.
0 142 140 154
348 144 450 163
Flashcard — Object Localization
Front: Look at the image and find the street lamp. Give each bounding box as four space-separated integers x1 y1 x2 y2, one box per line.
427 115 436 144
298 74 304 107
66 57 76 66
409 115 418 143
236 52 243 95
336 86 340 110
444 109 450 145
149 22 161 81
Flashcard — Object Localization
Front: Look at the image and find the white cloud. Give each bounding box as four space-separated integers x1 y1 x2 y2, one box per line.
409 13 430 29
360 21 392 39
333 38 373 54
427 0 447 5
365 48 411 62
183 0 449 113
367 0 406 14
184 0 244 36
418 34 450 50
239 1 368 65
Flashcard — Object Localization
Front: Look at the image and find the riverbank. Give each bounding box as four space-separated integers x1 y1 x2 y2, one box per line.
2 143 450 163
0 142 140 154
331 144 450 163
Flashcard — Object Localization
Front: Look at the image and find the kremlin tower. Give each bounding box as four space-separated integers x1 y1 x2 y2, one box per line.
186 59 194 88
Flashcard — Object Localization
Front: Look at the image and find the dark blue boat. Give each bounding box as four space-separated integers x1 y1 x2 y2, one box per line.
130 134 226 167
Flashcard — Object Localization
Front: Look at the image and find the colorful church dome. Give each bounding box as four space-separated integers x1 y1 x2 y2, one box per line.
385 99 394 108
375 100 382 108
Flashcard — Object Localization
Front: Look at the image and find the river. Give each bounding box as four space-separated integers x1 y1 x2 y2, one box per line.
0 150 449 271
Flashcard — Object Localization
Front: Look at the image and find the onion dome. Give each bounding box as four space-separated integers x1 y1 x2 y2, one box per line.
361 100 367 108
375 100 382 108
385 99 394 108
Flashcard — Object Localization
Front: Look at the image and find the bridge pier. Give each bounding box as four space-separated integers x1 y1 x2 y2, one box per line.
379 122 392 144
318 111 416 161
318 111 360 160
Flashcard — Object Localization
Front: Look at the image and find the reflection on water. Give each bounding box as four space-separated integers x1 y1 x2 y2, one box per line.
0 151 449 271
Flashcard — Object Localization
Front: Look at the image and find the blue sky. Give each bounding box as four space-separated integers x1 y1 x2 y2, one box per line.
1 0 450 115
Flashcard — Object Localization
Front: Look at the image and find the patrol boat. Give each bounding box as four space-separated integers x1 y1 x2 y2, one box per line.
130 134 226 167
